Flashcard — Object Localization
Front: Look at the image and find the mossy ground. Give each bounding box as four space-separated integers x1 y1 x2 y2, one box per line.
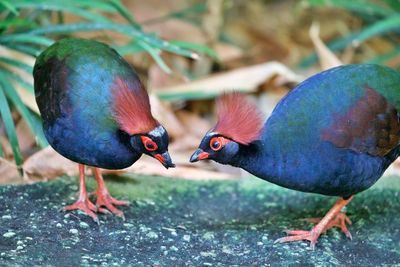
0 173 399 266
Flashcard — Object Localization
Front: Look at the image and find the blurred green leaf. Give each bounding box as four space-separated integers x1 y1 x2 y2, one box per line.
27 23 199 59
157 88 249 102
0 84 23 166
299 12 400 67
108 0 141 29
0 56 33 73
12 0 117 12
0 68 34 94
0 75 47 148
382 0 400 11
367 46 400 65
353 14 400 44
142 2 207 26
0 0 19 15
170 40 218 60
30 112 48 147
5 44 42 57
0 18 35 30
12 1 114 23
157 90 219 101
0 136 3 157
0 33 54 46
0 0 211 165
67 0 119 12
137 40 172 74
115 41 146 55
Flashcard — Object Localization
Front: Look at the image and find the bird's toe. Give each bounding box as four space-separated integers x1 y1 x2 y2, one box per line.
64 200 99 224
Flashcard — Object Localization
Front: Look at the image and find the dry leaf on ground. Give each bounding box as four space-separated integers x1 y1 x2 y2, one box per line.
16 119 36 155
149 94 186 139
120 158 234 180
23 146 77 182
309 22 343 70
0 158 21 185
214 43 244 63
175 110 212 138
23 146 234 182
153 61 302 99
0 136 13 159
169 135 201 152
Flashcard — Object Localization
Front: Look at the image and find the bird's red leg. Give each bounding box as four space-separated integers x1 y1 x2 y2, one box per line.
64 164 99 223
92 167 128 219
274 196 353 249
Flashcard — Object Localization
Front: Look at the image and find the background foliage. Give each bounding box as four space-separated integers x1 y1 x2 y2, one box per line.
0 0 399 181
0 0 210 168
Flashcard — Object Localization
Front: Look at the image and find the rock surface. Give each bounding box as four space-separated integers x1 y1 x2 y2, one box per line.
0 174 399 266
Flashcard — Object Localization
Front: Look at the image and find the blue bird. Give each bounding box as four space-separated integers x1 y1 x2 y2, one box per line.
34 38 175 222
190 64 400 248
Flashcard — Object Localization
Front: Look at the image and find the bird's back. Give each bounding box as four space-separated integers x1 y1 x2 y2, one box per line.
256 64 400 196
34 38 141 169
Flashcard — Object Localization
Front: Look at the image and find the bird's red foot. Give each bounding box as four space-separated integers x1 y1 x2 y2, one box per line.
92 168 129 219
93 190 128 219
306 211 352 239
64 198 99 224
64 164 100 224
275 229 321 249
274 197 353 249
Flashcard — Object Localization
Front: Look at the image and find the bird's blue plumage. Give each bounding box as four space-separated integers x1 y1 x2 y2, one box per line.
34 38 144 169
231 64 400 196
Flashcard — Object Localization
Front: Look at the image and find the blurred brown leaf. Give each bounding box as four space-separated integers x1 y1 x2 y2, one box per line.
169 135 200 152
0 136 13 159
309 22 342 70
175 110 212 138
0 158 21 184
214 43 244 63
122 158 234 180
149 94 186 139
16 119 36 156
153 61 301 97
23 146 77 182
23 146 234 182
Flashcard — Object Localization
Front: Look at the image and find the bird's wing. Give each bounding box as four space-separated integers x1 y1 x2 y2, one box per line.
265 64 400 157
320 87 400 157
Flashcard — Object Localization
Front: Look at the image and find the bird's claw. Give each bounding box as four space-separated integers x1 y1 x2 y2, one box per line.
96 207 111 215
64 199 99 224
275 229 320 249
94 191 128 219
304 212 352 239
275 211 352 249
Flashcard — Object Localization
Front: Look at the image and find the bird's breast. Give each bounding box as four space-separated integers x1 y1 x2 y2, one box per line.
245 139 390 197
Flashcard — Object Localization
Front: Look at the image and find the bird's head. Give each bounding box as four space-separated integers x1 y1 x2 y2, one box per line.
190 132 240 164
190 92 264 165
129 125 174 168
112 76 175 169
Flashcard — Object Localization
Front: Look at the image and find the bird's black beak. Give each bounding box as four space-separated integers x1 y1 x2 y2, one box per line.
190 149 209 163
154 151 175 169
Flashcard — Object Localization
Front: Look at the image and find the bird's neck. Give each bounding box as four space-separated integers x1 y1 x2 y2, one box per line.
230 141 285 185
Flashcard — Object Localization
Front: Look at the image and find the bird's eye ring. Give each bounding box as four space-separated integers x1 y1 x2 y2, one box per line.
210 137 224 151
141 136 158 151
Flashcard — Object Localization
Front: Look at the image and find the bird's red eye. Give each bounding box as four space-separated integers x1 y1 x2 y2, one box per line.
141 136 158 151
210 137 224 151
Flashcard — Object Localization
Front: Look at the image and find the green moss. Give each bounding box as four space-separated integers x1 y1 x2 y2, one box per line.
84 173 211 204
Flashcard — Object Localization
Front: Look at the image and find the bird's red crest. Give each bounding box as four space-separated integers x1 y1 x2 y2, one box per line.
112 77 158 135
214 92 264 145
